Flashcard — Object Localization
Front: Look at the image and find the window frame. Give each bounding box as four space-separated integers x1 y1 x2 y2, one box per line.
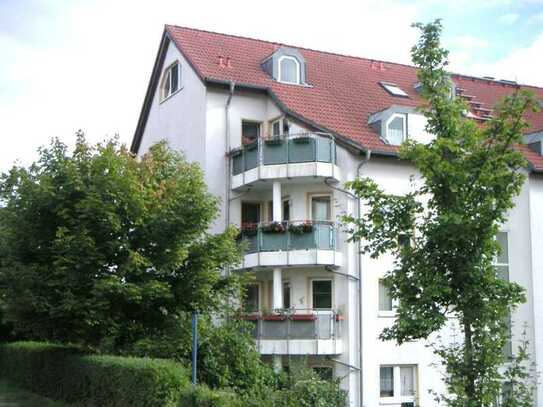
160 61 182 102
310 278 333 310
283 281 291 309
308 193 333 222
385 113 408 146
379 365 417 404
243 282 262 313
278 55 301 84
241 120 262 145
380 81 409 97
378 278 397 317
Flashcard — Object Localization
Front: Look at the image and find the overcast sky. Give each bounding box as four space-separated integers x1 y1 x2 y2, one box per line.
1 0 542 172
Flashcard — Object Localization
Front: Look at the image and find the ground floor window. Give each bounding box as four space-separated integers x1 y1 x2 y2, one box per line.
380 365 417 404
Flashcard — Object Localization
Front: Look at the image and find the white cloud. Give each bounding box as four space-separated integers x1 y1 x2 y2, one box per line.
449 32 543 87
528 11 543 22
449 35 490 49
498 13 520 24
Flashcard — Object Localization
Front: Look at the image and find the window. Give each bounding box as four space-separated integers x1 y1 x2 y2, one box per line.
380 365 417 402
495 232 512 357
380 366 394 397
380 81 409 97
278 56 301 84
242 121 260 145
386 114 407 145
270 118 289 137
283 282 291 309
243 284 260 312
379 280 393 312
242 202 261 224
161 61 181 100
311 196 331 222
312 280 332 309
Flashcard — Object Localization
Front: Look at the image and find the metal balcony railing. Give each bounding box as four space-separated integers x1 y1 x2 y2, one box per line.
231 132 337 176
239 221 338 253
243 308 342 342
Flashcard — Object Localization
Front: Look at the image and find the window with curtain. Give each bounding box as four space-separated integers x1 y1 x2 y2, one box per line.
278 56 300 84
380 366 394 397
312 280 332 309
495 232 512 357
379 280 393 311
242 121 260 145
386 115 406 145
311 196 331 222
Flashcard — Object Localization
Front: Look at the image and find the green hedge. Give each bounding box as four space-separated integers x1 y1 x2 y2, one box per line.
0 341 190 407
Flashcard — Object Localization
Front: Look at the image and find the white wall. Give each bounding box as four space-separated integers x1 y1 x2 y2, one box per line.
530 175 543 406
139 40 207 166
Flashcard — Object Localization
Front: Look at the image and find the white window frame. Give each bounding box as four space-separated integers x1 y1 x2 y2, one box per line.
310 278 334 310
160 61 182 102
308 193 333 222
379 365 417 405
385 113 408 146
380 81 409 97
378 278 398 318
278 55 301 84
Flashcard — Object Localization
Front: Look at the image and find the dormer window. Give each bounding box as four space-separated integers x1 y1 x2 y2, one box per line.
380 81 409 97
278 56 301 84
385 114 407 145
161 61 181 101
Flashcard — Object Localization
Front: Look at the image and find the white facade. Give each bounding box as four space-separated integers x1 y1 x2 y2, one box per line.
134 38 543 407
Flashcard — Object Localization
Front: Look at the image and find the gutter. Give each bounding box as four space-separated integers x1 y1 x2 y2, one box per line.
225 81 236 230
357 149 372 407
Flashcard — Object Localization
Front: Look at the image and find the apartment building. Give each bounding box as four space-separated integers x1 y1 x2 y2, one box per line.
130 25 543 407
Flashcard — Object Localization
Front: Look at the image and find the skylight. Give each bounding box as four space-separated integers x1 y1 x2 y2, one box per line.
380 82 409 97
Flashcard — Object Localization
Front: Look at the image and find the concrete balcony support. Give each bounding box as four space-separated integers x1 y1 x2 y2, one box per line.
272 181 282 222
273 267 283 310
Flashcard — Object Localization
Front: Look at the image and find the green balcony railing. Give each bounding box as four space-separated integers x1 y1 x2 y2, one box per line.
231 133 336 176
243 309 342 342
240 221 337 254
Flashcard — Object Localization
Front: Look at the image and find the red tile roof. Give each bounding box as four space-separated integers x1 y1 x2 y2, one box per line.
163 25 543 172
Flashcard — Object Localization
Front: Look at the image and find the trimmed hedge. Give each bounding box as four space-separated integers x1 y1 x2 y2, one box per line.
0 341 190 407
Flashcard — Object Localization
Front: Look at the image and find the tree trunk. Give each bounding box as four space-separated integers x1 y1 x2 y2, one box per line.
463 319 477 404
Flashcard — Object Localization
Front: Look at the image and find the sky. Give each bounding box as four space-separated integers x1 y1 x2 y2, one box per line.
1 0 542 172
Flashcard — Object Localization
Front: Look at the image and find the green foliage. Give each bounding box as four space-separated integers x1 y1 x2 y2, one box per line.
343 20 539 406
0 135 243 349
0 341 189 407
180 385 242 407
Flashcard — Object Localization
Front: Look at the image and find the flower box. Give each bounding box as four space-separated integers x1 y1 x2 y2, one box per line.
241 314 259 321
260 221 286 234
290 314 316 321
335 315 344 322
262 314 287 321
288 222 313 235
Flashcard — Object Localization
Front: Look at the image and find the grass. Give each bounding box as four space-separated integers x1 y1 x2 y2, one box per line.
0 379 69 407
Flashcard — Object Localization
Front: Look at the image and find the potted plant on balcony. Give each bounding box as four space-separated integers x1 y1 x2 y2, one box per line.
260 221 286 234
261 307 286 321
288 221 314 235
241 222 258 236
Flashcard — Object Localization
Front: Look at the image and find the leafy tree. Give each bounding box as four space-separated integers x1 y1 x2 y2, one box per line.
0 134 243 349
343 21 539 406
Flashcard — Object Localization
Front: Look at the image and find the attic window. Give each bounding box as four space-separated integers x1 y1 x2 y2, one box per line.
161 61 181 101
380 82 409 97
385 114 407 145
278 56 301 84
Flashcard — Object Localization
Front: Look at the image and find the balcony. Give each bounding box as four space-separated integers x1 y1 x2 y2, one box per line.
238 221 342 269
244 309 343 355
230 133 341 190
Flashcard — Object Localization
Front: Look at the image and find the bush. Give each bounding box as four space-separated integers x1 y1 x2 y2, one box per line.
0 341 190 407
180 385 241 407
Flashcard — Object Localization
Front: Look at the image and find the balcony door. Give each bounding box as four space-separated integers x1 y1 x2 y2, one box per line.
242 202 261 224
311 279 334 338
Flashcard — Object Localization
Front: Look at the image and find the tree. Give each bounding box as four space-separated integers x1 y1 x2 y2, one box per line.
0 134 243 349
343 21 539 406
